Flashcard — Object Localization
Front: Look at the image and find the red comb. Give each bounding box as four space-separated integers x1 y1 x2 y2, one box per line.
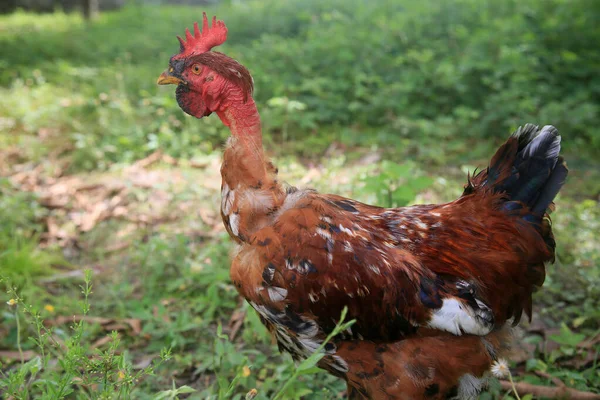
174 12 228 58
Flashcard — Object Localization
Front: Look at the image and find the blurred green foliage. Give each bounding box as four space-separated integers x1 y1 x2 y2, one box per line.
358 161 433 208
1 0 599 171
0 179 63 286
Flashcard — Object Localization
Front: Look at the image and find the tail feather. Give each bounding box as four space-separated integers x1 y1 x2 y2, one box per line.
474 124 568 217
518 126 561 164
512 126 562 209
531 156 568 215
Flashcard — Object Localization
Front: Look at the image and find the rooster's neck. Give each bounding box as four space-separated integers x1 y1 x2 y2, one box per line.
217 96 262 144
218 95 284 243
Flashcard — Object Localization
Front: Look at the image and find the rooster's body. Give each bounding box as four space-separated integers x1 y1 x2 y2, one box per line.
158 15 567 399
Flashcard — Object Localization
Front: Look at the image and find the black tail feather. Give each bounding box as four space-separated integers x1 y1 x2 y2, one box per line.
488 124 567 215
531 156 568 215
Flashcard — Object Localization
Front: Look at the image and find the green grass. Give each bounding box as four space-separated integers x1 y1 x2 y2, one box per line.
1 0 599 398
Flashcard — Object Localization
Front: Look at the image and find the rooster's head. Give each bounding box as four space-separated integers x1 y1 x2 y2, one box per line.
157 13 253 119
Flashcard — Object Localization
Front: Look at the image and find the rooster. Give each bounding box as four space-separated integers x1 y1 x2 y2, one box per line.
158 14 568 399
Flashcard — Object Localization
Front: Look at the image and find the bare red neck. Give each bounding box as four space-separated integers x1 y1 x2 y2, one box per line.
215 86 269 190
216 92 262 146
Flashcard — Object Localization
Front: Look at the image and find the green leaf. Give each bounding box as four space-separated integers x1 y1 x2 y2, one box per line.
297 366 322 376
573 316 587 328
549 323 586 347
526 358 547 372
296 352 325 372
382 161 413 178
409 176 433 191
392 186 416 207
293 388 314 397
174 385 197 394
363 180 387 193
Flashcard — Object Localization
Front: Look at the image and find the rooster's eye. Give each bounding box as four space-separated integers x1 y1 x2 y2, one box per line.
191 64 202 75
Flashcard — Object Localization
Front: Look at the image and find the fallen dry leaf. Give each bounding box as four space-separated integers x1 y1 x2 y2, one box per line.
132 150 163 169
161 154 178 165
300 167 321 184
90 334 115 349
198 208 218 227
0 350 37 361
133 354 155 370
104 241 132 253
39 268 94 283
46 316 142 336
8 155 222 256
47 315 111 326
125 318 142 336
227 299 247 341
153 305 171 324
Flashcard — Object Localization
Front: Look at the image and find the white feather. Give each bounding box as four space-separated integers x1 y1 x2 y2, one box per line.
427 298 492 336
229 213 240 236
221 184 235 215
268 287 288 302
457 374 485 400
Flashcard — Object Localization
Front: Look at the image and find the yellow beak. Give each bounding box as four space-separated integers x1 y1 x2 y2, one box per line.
157 70 183 85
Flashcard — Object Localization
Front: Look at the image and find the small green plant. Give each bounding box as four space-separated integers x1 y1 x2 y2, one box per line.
273 307 355 400
359 161 433 208
0 270 173 399
264 96 310 141
155 381 198 400
0 178 64 287
195 307 354 400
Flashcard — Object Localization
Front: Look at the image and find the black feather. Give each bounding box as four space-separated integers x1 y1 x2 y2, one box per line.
517 125 560 165
531 156 568 215
488 125 565 210
511 126 562 205
479 124 567 241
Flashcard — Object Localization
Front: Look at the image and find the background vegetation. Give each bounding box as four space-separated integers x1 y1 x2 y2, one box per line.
1 0 599 398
